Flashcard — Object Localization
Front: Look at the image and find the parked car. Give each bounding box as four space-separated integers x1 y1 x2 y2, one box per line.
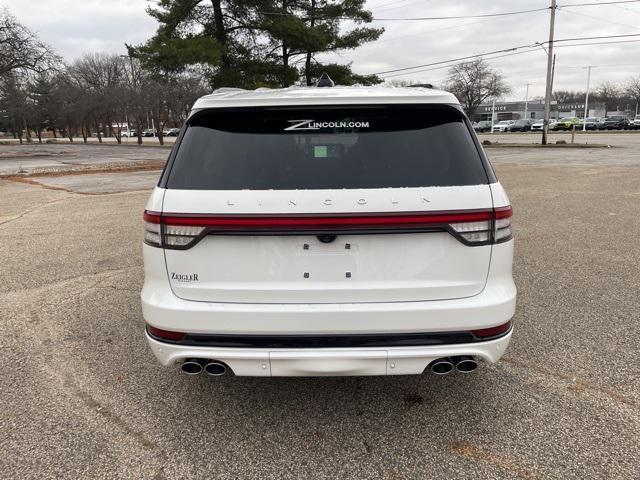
165 128 181 136
142 83 516 378
578 117 599 131
121 129 137 137
142 129 155 137
491 120 515 133
473 121 493 133
602 115 630 130
530 119 556 131
630 115 640 130
507 119 534 132
552 117 580 131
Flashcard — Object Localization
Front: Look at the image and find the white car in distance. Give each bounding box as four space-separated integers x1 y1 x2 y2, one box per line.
491 120 515 133
531 119 557 131
141 82 516 378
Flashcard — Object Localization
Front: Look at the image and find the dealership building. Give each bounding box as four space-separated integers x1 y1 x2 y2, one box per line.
473 100 605 122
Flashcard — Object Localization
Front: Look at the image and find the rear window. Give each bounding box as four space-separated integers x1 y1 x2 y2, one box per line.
165 105 489 190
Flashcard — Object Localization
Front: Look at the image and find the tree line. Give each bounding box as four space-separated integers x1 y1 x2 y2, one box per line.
1 1 383 144
3 3 640 143
398 59 640 120
551 80 640 116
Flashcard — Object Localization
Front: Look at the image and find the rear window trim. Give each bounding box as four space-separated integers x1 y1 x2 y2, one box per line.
158 103 496 189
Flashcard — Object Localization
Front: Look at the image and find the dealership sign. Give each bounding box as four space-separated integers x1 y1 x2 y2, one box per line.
557 103 585 111
482 104 514 112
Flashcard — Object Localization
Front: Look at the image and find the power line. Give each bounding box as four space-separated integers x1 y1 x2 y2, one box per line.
374 0 434 13
373 33 640 75
366 18 498 45
560 8 639 28
369 0 412 8
381 48 544 78
553 32 640 42
559 0 640 6
255 6 550 21
374 44 539 75
365 7 550 21
381 40 640 81
380 39 640 79
555 38 640 47
361 1 640 21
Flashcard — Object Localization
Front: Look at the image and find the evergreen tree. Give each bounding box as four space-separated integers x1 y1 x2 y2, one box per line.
129 0 382 88
28 72 61 141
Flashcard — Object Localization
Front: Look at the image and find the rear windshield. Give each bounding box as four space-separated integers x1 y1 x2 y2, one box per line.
165 105 489 190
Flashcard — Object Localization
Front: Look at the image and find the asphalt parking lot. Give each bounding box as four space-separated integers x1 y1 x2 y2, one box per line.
1 139 639 479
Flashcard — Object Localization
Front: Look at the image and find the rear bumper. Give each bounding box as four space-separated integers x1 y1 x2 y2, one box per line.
141 241 516 335
145 330 512 376
141 239 515 375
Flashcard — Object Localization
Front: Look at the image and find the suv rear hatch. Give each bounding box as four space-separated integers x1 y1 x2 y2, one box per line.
155 105 497 304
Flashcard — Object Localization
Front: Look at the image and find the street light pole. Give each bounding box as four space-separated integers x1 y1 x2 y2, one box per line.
542 0 557 145
524 83 530 119
582 66 592 132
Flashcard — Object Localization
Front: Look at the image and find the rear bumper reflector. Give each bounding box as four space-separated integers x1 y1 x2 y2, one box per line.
147 325 186 342
472 320 512 338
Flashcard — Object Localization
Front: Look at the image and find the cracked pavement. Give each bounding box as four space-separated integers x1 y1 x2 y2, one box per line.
0 145 639 479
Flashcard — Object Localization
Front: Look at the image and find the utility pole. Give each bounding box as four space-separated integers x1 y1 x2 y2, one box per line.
542 0 557 145
583 66 592 132
491 98 496 126
524 83 531 119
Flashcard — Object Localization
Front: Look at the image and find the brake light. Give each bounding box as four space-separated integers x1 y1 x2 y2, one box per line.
143 207 512 249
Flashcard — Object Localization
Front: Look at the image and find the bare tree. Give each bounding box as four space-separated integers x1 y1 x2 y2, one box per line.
68 54 128 142
552 90 584 104
0 8 59 76
626 77 640 113
596 81 621 114
445 58 510 119
164 71 209 125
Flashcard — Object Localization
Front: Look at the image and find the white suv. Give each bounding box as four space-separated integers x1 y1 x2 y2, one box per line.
141 85 516 377
491 120 515 133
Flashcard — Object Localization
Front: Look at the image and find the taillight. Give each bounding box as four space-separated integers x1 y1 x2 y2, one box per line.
143 207 512 249
448 205 512 245
143 211 162 247
144 211 205 249
449 219 491 243
494 206 513 243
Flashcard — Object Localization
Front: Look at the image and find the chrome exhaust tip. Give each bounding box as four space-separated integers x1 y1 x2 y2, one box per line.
203 361 227 377
430 358 454 375
181 358 205 375
453 356 478 374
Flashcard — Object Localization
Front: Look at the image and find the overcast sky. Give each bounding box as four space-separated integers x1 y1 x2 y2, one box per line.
2 0 640 101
